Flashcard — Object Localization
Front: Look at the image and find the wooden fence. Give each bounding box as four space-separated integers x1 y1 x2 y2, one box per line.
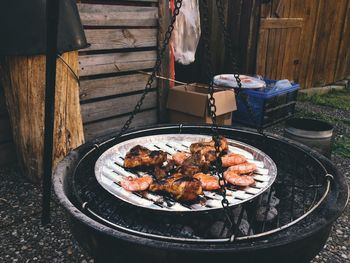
78 0 168 141
256 0 350 89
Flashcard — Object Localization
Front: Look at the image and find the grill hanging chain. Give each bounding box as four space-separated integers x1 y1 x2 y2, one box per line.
216 0 266 135
113 0 183 141
201 0 234 238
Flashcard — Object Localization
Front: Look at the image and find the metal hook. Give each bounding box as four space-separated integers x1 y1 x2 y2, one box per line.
82 202 88 210
325 174 334 181
179 124 183 134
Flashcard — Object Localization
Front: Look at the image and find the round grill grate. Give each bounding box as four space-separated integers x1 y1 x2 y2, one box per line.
71 126 331 242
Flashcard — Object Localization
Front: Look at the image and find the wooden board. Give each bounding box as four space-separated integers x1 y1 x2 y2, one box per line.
79 50 157 76
77 0 163 142
260 18 304 29
335 0 350 80
157 0 170 122
311 0 348 86
83 28 157 51
84 109 157 141
78 4 158 27
81 90 157 123
80 73 156 101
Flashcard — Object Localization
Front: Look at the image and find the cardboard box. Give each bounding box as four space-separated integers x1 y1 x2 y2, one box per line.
167 83 236 125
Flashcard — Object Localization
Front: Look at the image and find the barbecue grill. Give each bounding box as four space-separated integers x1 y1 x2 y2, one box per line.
53 125 348 263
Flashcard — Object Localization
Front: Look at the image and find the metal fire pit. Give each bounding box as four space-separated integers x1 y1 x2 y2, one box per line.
53 125 348 263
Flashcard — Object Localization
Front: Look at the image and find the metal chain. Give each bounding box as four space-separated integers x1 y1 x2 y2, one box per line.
201 0 233 229
114 0 183 141
216 0 264 134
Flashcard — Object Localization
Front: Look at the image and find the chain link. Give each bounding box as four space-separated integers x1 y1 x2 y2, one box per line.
114 0 183 141
201 0 233 228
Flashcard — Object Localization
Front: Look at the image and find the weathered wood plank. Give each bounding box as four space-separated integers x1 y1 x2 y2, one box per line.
296 1 319 88
323 0 348 83
83 28 157 51
79 50 157 76
84 109 157 141
335 0 350 80
260 18 304 29
78 4 158 27
256 29 268 75
80 73 156 101
303 0 323 88
265 28 276 78
81 90 157 123
158 0 170 122
311 0 342 86
0 142 16 165
0 117 12 143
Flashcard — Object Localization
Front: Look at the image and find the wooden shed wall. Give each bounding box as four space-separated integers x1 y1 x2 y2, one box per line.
78 0 164 141
256 0 350 89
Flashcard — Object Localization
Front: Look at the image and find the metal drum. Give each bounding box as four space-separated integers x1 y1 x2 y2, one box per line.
284 118 334 158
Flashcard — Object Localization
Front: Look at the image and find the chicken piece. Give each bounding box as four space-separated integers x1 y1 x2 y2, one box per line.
149 173 203 201
154 160 177 179
190 136 228 154
123 145 167 168
179 152 209 176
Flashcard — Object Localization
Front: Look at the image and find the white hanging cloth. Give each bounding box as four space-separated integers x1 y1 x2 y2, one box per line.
171 0 201 65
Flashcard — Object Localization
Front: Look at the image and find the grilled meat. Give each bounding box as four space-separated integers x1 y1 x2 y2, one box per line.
149 173 203 201
179 152 209 176
189 136 228 162
124 145 167 168
154 160 177 179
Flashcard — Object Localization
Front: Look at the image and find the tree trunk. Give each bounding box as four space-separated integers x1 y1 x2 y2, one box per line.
0 51 84 183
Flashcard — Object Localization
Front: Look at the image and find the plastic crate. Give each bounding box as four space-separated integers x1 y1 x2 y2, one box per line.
233 79 300 128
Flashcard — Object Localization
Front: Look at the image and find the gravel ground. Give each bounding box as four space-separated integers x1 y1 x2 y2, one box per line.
0 101 349 263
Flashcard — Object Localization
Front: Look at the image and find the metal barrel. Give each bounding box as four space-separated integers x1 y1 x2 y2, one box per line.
284 118 334 158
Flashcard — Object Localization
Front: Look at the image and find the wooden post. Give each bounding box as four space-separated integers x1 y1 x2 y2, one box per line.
158 0 170 123
0 51 84 183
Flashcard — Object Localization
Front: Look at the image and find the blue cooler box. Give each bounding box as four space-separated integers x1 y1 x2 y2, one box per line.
233 79 300 128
